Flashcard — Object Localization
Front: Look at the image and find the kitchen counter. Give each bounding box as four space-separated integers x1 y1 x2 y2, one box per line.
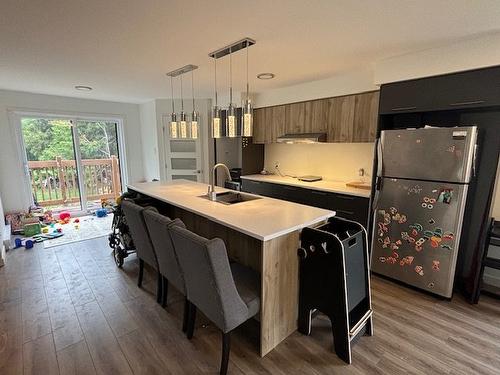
241 174 371 198
127 179 335 357
128 180 334 241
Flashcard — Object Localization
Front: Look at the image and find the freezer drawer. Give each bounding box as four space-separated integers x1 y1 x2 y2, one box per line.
380 126 477 183
371 178 468 297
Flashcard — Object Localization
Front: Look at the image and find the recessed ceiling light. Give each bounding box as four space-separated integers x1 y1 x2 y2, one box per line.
75 85 93 91
257 73 275 80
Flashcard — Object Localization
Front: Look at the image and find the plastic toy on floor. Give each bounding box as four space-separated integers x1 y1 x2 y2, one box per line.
14 238 35 249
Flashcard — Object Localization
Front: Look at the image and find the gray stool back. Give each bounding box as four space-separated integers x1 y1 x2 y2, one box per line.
121 200 158 269
143 210 186 294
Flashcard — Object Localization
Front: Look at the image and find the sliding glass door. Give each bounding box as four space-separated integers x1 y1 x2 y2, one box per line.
20 116 123 214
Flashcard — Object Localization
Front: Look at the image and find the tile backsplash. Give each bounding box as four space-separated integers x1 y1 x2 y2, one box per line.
264 143 375 182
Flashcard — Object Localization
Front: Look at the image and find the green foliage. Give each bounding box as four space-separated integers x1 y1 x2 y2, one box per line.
21 118 119 161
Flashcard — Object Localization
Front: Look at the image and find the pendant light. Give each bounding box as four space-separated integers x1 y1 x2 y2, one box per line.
242 41 253 137
169 76 178 139
226 47 237 138
190 69 199 139
212 58 222 138
178 75 188 138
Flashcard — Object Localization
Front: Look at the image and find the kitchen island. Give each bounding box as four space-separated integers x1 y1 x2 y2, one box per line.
127 180 335 356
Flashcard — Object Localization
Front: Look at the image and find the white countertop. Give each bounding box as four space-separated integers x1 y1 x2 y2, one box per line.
240 174 371 198
127 180 335 241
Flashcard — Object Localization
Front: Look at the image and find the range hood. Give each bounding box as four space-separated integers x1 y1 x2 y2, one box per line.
276 133 327 144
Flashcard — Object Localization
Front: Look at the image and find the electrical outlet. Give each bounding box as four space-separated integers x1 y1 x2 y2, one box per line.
358 168 365 177
274 161 280 169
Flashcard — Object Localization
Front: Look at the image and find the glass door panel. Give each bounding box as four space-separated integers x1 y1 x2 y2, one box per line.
21 117 83 213
75 120 122 212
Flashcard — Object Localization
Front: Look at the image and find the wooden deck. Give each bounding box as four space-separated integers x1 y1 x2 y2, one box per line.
1 237 499 374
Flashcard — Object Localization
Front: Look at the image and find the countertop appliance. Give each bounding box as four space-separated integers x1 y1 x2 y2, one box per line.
215 136 264 189
371 126 478 298
298 175 323 182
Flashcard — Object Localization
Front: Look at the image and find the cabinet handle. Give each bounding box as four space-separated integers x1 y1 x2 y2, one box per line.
391 106 417 111
336 209 355 215
283 186 297 191
449 100 484 107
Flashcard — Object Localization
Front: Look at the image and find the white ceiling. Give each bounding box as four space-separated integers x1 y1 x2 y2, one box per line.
1 0 500 103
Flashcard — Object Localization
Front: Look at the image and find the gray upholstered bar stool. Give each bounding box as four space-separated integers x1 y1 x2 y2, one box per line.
143 210 190 331
169 226 260 375
121 200 162 303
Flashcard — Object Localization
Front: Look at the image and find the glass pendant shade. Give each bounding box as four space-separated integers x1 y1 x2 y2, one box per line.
179 111 188 138
191 111 199 139
212 106 222 138
226 104 237 137
169 113 178 139
242 98 253 137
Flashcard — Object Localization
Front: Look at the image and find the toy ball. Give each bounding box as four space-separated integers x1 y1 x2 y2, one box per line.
25 240 34 249
96 208 108 218
59 211 71 220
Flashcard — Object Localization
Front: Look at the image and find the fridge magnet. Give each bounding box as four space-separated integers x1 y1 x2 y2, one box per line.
379 257 386 263
382 236 391 248
428 282 435 289
437 189 453 204
430 239 439 248
401 231 410 241
434 228 443 237
410 223 423 232
398 214 407 224
427 204 434 210
443 231 454 241
428 218 435 224
405 256 414 265
392 251 399 259
378 238 384 243
415 238 426 246
408 185 423 195
441 244 453 250
400 259 406 266
386 257 397 265
432 260 440 271
415 245 423 252
390 243 399 251
432 189 438 193
423 230 434 239
414 265 424 276
408 237 416 244
389 207 398 215
395 240 402 246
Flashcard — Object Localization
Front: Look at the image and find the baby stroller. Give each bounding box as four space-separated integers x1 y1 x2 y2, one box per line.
108 192 136 267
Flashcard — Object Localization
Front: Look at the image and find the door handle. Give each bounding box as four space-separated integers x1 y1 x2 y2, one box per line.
391 106 417 111
335 195 355 200
449 100 484 107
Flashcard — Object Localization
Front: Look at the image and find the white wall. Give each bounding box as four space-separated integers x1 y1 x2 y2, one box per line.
254 67 378 108
374 32 500 84
139 100 160 181
0 89 144 212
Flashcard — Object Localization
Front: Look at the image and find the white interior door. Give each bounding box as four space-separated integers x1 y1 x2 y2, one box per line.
163 115 203 182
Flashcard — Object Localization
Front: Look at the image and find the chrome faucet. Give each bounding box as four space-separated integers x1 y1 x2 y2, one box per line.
208 163 232 201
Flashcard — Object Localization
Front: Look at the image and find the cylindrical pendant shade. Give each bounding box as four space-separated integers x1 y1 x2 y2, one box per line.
212 106 222 138
242 99 253 137
226 104 237 137
179 111 188 138
169 112 178 139
191 111 199 139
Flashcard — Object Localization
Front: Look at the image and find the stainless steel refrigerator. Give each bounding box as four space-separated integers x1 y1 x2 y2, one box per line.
371 126 478 297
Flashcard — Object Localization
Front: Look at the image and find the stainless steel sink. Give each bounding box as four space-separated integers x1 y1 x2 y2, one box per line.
199 191 261 205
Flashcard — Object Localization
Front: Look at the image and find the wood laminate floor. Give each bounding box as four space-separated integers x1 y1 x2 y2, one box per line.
1 237 499 374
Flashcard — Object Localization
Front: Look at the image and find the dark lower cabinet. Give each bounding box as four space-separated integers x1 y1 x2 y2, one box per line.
241 179 369 227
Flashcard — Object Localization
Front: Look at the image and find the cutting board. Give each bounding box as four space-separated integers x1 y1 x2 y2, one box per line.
346 181 371 190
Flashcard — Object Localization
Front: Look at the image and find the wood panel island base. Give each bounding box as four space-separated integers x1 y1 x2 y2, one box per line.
127 181 335 356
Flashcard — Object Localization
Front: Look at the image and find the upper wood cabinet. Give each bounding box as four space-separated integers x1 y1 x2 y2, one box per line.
253 90 379 144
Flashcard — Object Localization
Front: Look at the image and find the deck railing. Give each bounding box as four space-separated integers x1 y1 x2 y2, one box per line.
28 156 122 207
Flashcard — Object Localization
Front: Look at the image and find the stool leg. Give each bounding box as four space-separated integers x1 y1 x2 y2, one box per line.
161 276 169 307
137 259 144 287
220 331 231 375
156 271 162 304
182 297 189 332
187 302 197 339
330 315 351 364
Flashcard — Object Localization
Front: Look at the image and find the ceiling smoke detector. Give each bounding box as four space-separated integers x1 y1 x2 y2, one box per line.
75 85 93 91
257 73 275 80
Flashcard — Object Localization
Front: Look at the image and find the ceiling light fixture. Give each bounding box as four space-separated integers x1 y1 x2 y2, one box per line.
257 73 275 80
209 38 256 138
212 58 222 138
166 65 198 140
168 76 178 139
242 41 253 137
190 69 198 139
75 85 92 91
179 74 187 138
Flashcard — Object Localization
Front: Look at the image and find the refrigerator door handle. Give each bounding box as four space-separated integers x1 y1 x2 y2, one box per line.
472 143 478 178
376 137 383 178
